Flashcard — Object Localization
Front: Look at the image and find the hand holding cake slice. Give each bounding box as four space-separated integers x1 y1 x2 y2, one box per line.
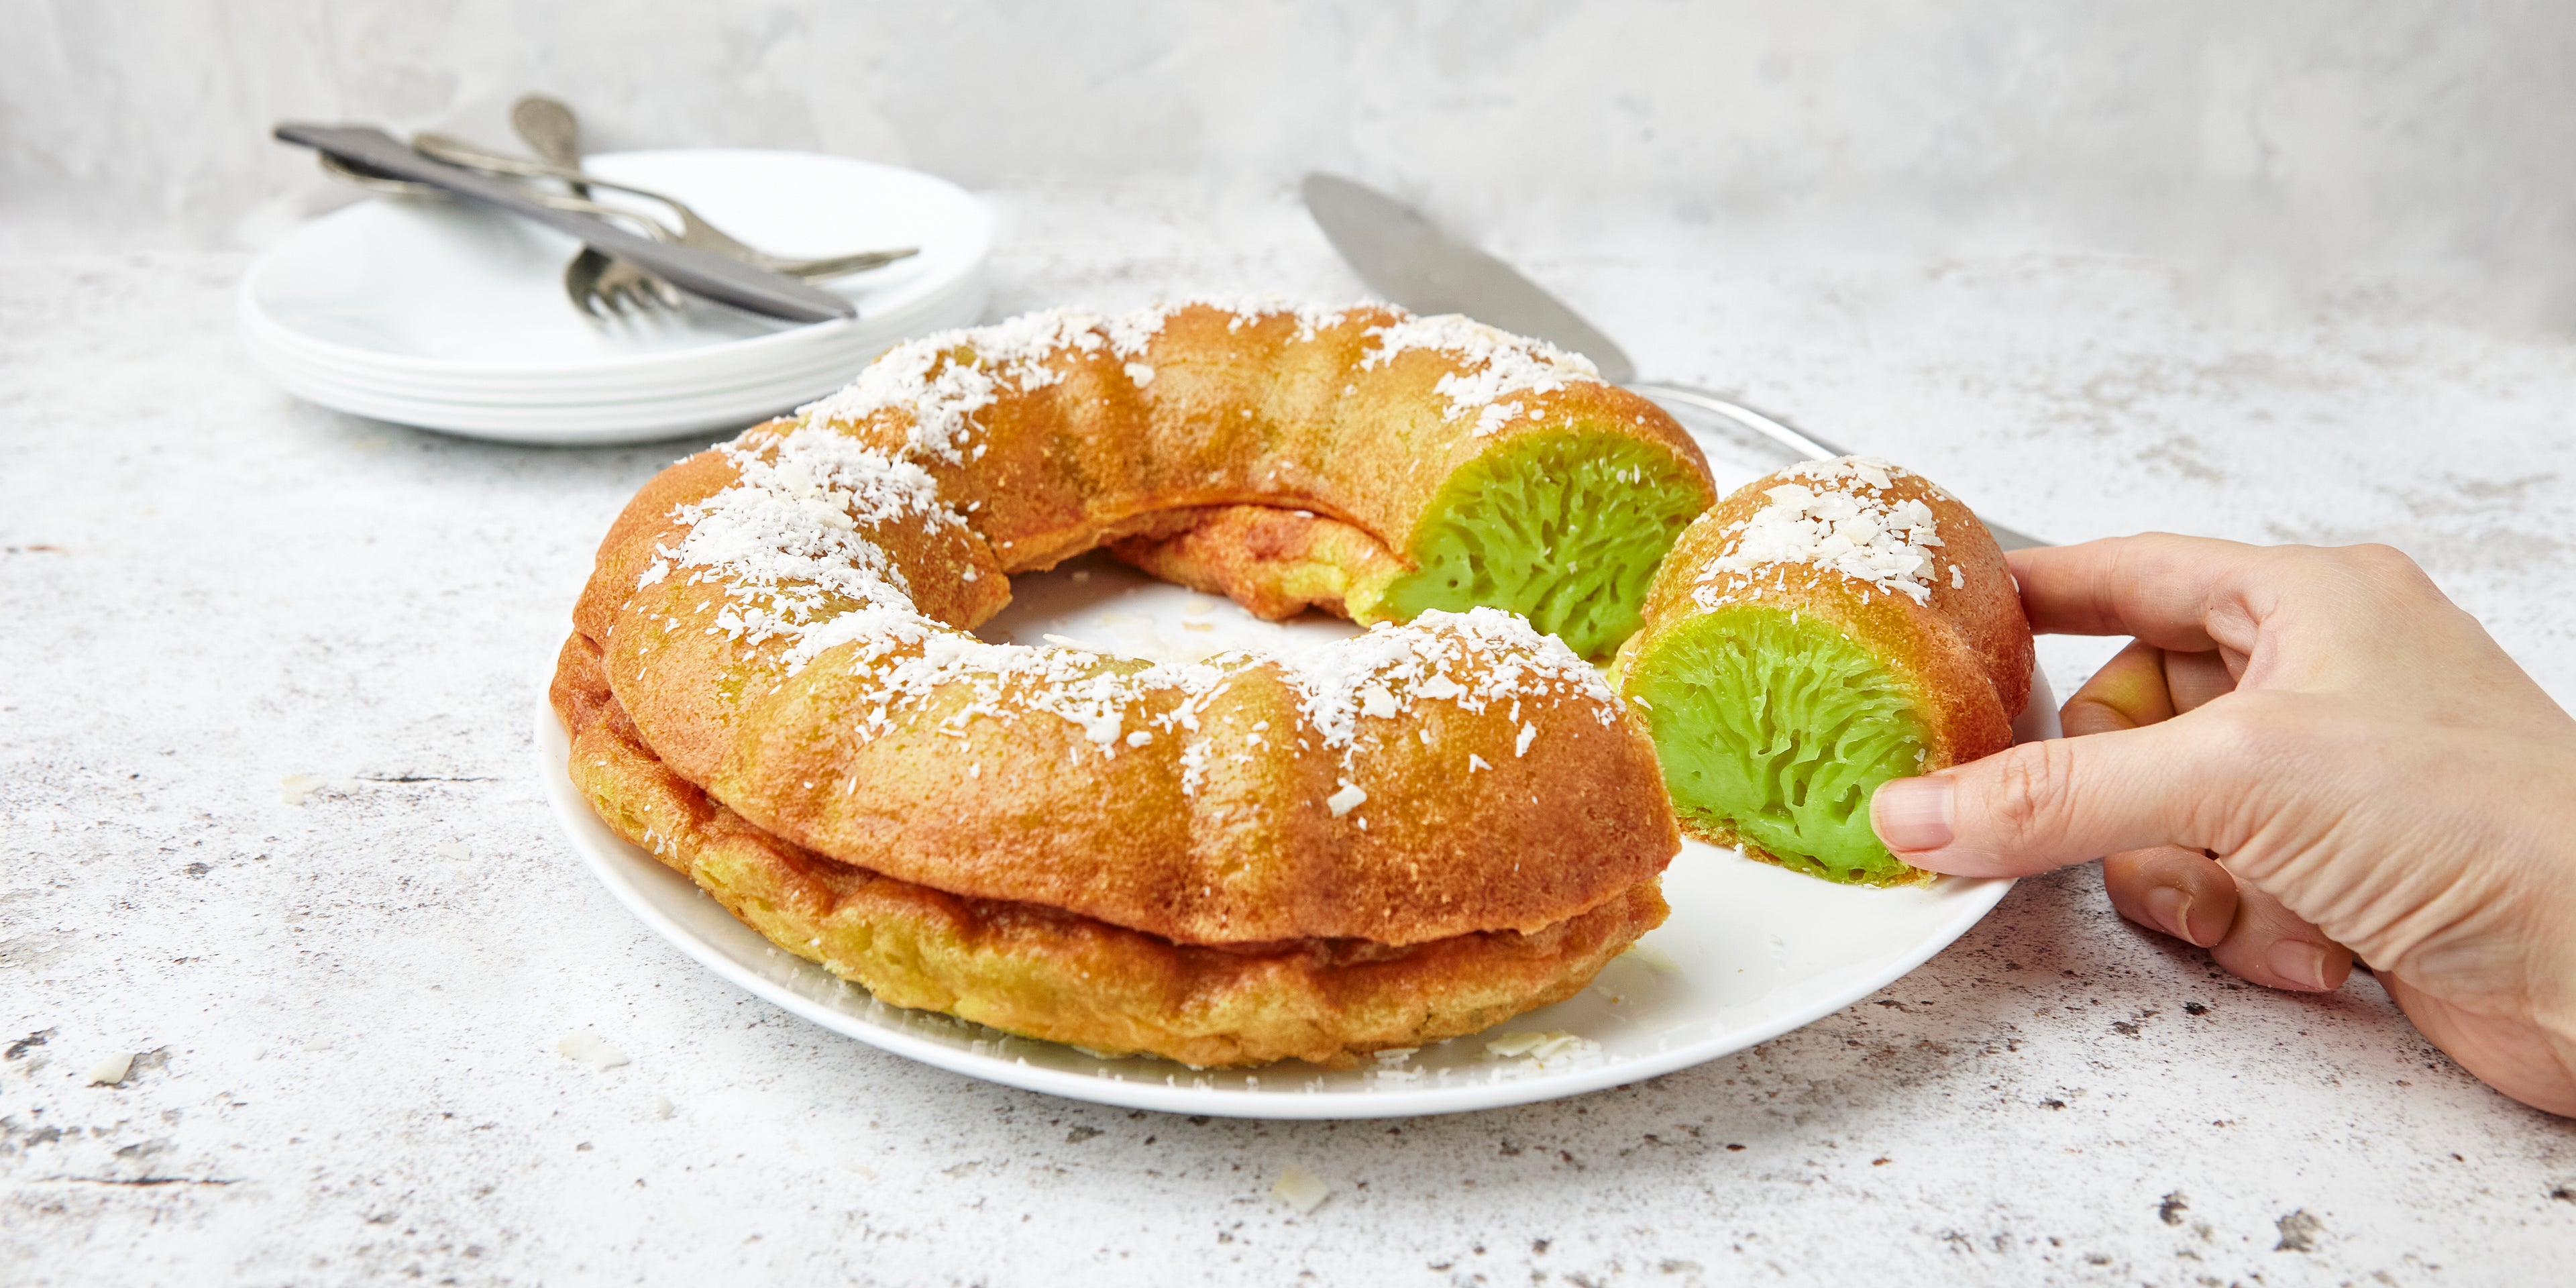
1614 457 2035 885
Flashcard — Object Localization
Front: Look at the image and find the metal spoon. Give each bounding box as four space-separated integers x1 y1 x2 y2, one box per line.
511 95 592 199
505 95 676 315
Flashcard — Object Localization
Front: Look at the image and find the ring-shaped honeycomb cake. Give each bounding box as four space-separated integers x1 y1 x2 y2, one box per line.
554 300 1715 1065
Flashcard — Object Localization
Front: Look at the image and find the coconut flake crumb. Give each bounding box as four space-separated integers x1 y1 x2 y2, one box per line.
1484 1030 1602 1067
1697 455 1944 606
1271 1165 1331 1214
1326 782 1368 816
557 1032 629 1071
1366 1046 1425 1085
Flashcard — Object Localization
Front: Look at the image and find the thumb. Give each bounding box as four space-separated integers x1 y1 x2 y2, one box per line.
1871 716 2241 878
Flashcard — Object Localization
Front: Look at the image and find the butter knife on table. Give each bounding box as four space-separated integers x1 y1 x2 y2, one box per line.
273 123 857 326
1299 173 2043 549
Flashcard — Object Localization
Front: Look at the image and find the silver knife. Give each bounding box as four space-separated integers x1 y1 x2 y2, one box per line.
1300 173 2043 550
274 123 857 325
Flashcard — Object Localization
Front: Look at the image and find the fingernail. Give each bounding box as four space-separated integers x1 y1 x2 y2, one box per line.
2141 885 2198 943
1872 778 1954 851
2267 941 2331 991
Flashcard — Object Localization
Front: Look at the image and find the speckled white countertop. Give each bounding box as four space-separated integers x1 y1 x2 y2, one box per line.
5 189 2573 1286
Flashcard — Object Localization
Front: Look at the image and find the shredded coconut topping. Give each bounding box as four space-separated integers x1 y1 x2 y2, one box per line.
1278 606 1617 760
801 310 1106 464
644 425 959 647
1360 315 1601 435
780 609 1614 765
1105 294 1356 357
837 633 1228 755
1695 455 1945 606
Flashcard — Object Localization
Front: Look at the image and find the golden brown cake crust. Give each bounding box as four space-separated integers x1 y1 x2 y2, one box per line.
551 631 1667 1069
576 303 1690 949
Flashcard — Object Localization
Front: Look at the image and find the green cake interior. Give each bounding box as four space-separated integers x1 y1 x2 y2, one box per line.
1371 431 1708 659
1621 606 1927 885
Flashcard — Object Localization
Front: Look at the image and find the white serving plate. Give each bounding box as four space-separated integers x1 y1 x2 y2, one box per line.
532 426 2055 1118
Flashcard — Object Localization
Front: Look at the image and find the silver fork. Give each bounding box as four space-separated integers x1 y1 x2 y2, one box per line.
565 227 678 317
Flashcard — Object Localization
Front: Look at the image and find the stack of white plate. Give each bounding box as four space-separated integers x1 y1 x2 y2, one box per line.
239 150 993 445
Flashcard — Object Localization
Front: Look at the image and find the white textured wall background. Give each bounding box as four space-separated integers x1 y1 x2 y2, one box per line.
9 0 2576 318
